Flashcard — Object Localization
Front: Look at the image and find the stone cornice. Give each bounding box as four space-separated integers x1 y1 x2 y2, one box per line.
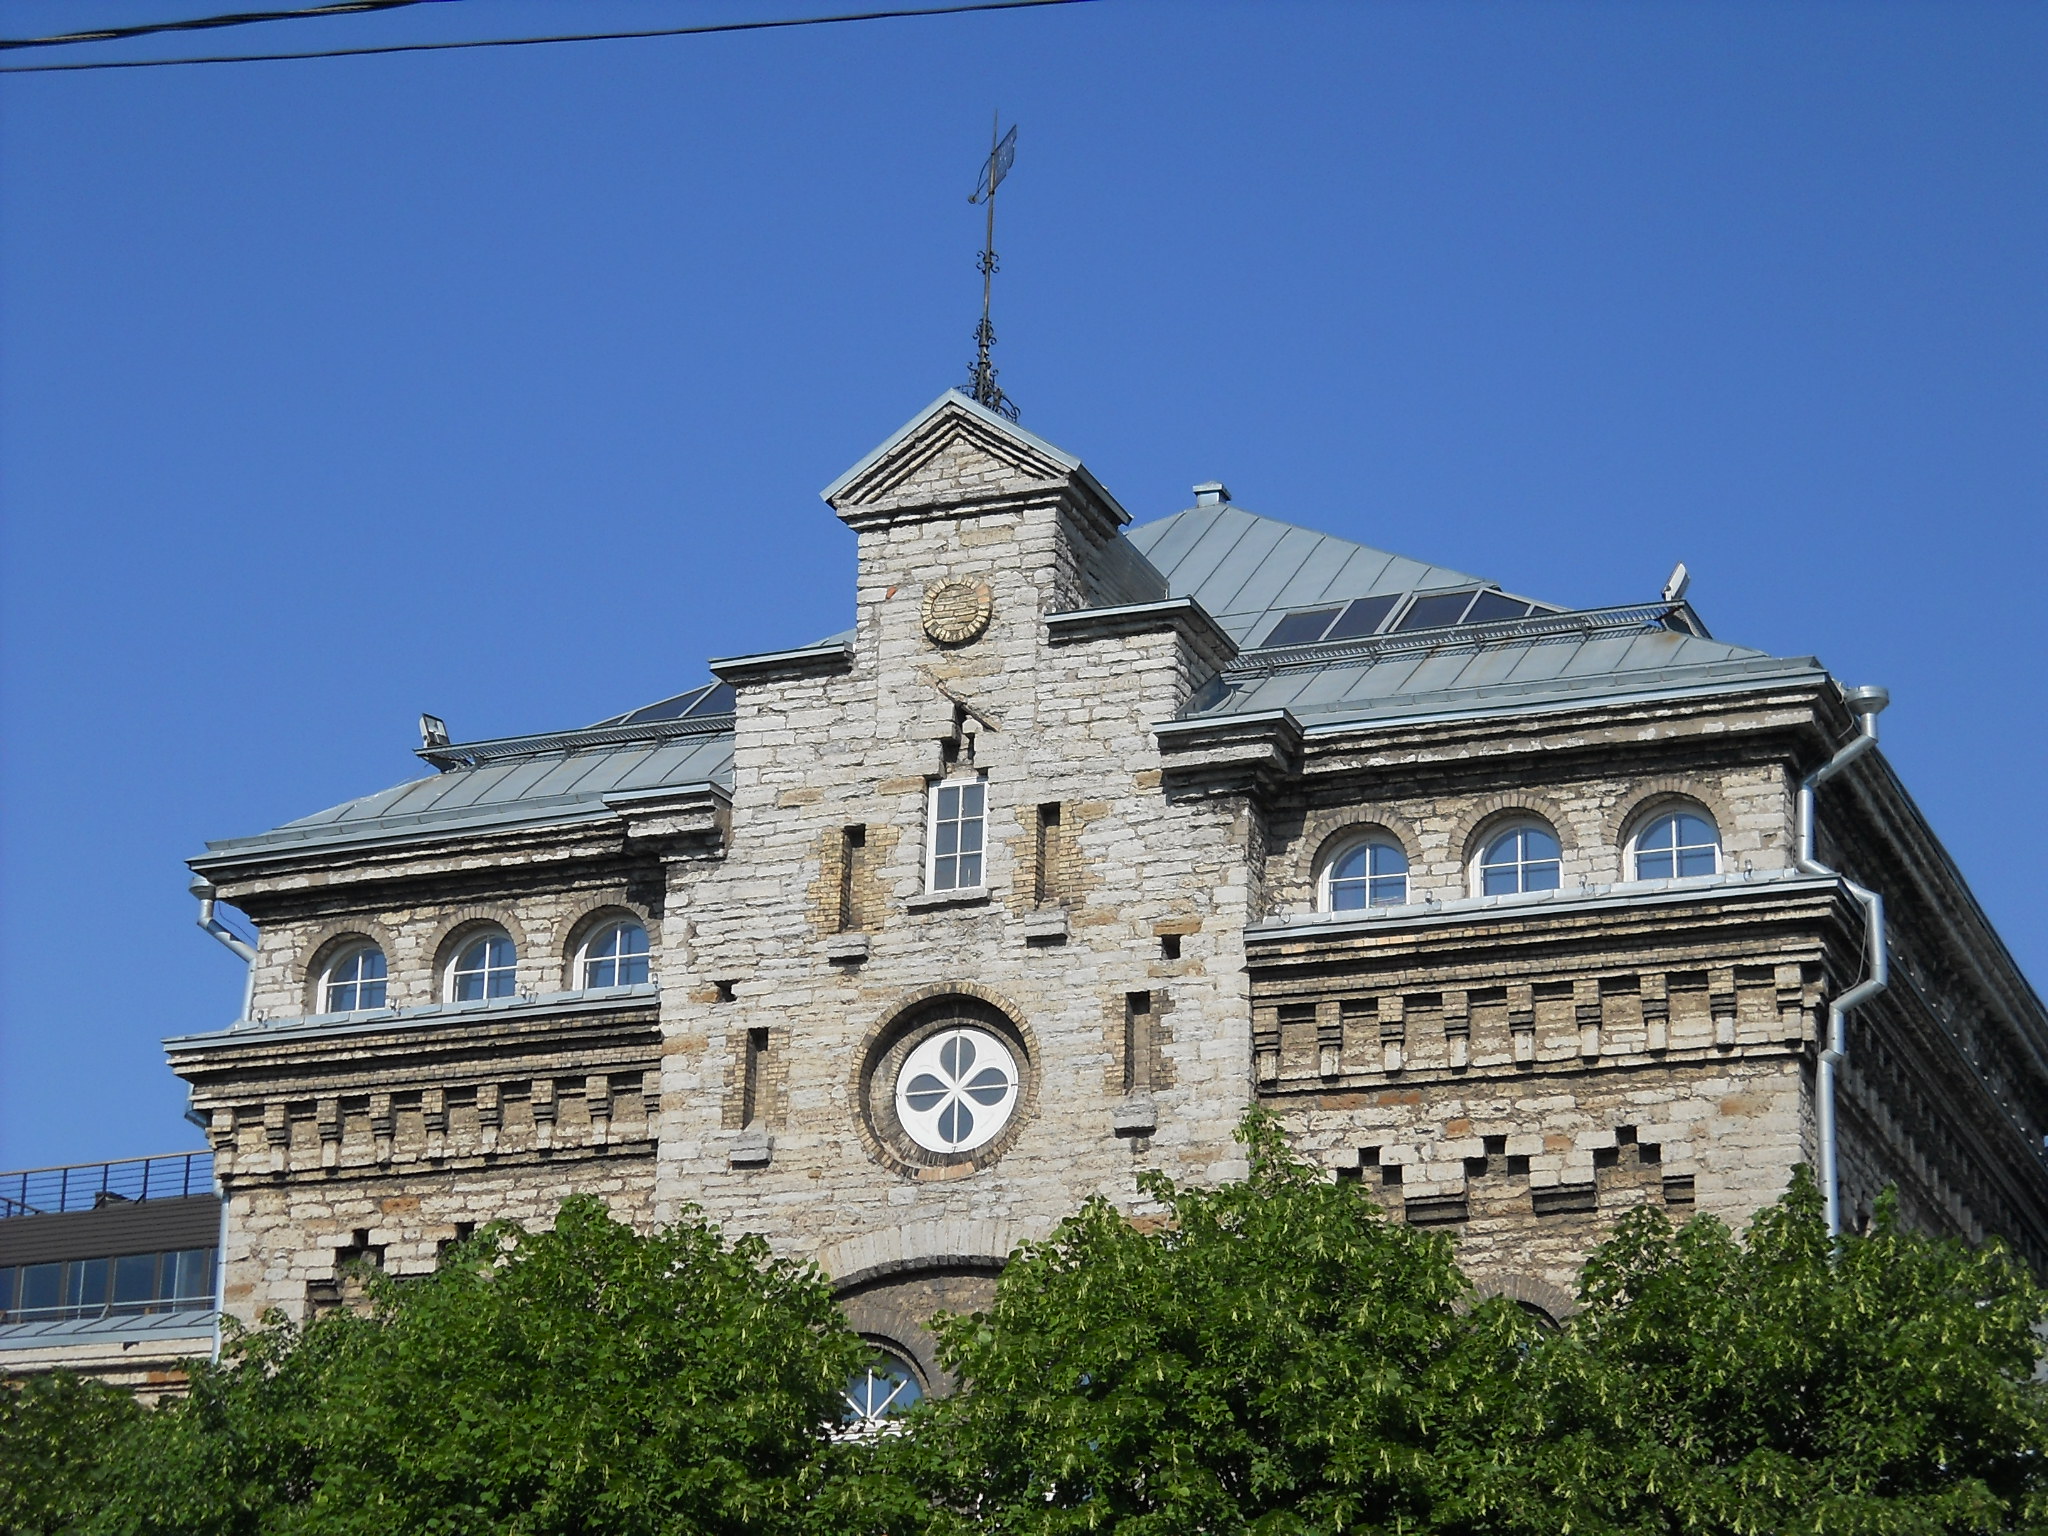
1045 597 1238 673
165 985 660 1061
1154 709 1304 793
708 640 854 687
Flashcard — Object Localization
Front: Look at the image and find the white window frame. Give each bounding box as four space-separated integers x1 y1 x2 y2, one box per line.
577 919 651 989
320 943 388 1014
446 929 517 1003
1472 820 1565 898
1627 807 1722 882
925 774 987 893
1317 836 1410 911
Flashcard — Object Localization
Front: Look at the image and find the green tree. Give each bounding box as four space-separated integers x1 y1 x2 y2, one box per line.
1450 1174 2048 1536
0 1371 143 1534
891 1115 1511 1534
22 1196 899 1536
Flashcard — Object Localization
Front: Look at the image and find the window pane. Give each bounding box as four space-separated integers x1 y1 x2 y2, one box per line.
1482 867 1519 897
1332 845 1367 882
1677 845 1718 877
76 1257 109 1308
487 937 515 968
1463 591 1532 624
458 939 490 972
1324 594 1400 640
957 853 982 887
616 923 649 956
1524 828 1561 862
958 819 982 854
486 969 515 999
1524 861 1562 892
587 957 617 988
454 972 483 1002
1367 843 1408 877
937 785 959 819
618 954 650 985
1639 815 1676 851
961 782 984 816
171 1249 214 1303
1329 878 1366 911
935 821 958 856
1392 590 1477 631
1260 608 1342 647
1637 850 1674 880
20 1263 60 1313
1482 832 1521 868
933 855 957 891
113 1254 156 1307
1368 874 1407 906
326 981 357 1012
359 979 387 1008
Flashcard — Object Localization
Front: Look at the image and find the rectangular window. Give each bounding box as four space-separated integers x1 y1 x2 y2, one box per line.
928 777 986 891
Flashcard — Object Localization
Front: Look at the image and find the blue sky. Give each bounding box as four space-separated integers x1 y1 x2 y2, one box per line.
2 0 2043 1169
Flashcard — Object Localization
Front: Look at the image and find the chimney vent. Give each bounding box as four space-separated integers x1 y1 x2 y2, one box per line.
1193 482 1230 507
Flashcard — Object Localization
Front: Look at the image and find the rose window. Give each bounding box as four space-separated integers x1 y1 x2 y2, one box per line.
893 1027 1019 1154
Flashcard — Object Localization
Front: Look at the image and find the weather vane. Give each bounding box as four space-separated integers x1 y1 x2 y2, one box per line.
965 114 1019 421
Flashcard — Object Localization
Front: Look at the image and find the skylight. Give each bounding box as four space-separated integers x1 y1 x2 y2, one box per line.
1255 588 1544 649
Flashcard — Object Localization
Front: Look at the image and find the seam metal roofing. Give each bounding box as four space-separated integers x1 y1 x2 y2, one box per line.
199 497 1816 863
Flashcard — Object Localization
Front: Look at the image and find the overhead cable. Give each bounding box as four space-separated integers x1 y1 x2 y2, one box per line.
0 0 1100 74
2 1 455 53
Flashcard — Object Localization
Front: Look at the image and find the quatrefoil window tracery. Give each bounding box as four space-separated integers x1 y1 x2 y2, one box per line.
893 1027 1019 1154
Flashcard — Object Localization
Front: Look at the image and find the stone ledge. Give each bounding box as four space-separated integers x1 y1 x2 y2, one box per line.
824 932 871 963
1112 1095 1157 1136
729 1127 774 1169
905 886 992 912
1020 908 1068 944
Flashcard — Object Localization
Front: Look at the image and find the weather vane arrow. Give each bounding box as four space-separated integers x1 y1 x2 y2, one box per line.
964 116 1020 421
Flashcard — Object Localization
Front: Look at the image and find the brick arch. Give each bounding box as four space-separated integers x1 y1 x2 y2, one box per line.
847 984 1042 1180
426 906 534 994
559 897 660 989
1446 792 1577 869
299 921 397 1012
1299 807 1422 884
820 1221 1027 1290
1604 778 1737 871
1470 1271 1578 1324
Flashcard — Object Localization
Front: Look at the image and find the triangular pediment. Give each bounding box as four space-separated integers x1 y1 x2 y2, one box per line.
823 392 1122 522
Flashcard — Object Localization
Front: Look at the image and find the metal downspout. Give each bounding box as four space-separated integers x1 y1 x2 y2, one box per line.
190 876 255 1359
1793 686 1891 1238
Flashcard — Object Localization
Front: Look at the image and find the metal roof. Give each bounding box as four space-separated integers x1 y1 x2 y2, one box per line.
198 492 1818 865
1126 501 1819 728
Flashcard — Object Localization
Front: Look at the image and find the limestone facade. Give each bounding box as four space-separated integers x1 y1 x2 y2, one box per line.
153 392 2048 1393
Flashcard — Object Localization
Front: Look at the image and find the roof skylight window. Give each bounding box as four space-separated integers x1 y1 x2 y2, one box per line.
1463 591 1534 624
1261 607 1345 648
1323 593 1401 640
1392 590 1482 631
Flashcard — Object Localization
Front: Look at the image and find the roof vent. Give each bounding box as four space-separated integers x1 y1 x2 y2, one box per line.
1193 481 1230 507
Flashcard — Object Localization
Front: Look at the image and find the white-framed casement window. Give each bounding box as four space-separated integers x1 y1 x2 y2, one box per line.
447 929 517 1002
1320 838 1410 910
579 920 651 988
926 776 986 892
1631 809 1721 880
320 943 388 1013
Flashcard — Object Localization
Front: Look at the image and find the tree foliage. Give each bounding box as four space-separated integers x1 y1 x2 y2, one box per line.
888 1118 2048 1536
3 1196 894 1536
4 1132 2044 1536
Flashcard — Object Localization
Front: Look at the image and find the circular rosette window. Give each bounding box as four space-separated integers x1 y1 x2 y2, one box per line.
894 1027 1019 1155
859 996 1033 1174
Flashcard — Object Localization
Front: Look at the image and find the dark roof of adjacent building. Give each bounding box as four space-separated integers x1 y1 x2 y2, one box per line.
196 489 1821 866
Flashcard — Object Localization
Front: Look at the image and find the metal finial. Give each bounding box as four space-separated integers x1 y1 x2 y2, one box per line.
965 115 1019 421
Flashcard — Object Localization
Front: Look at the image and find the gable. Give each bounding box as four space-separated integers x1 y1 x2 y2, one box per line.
822 391 1117 520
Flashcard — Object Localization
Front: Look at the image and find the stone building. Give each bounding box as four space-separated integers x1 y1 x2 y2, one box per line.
158 391 2048 1403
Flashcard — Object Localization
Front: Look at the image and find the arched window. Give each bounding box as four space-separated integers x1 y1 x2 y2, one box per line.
843 1349 924 1428
1633 809 1720 880
1321 837 1409 910
1477 823 1563 896
320 944 387 1013
447 930 516 1002
579 919 650 988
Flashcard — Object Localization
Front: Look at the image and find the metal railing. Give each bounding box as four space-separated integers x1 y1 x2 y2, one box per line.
0 1152 214 1220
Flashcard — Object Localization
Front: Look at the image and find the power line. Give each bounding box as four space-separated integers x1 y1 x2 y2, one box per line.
2 1 456 53
0 0 1100 74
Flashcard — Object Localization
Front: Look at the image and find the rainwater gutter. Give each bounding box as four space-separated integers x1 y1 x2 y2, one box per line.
1793 685 1891 1239
188 876 255 1359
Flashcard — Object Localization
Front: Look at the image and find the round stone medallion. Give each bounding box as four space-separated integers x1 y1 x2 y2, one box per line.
920 579 993 646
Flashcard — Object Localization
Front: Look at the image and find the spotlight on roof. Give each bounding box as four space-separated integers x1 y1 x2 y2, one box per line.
419 713 451 750
1844 685 1890 717
1661 562 1691 603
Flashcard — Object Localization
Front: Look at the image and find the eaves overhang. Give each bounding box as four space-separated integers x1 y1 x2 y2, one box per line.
1244 870 1845 946
1046 597 1238 672
189 781 729 879
709 638 854 686
164 983 660 1055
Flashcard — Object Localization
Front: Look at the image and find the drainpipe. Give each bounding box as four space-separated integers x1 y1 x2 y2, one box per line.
190 875 257 1024
189 875 254 1359
1793 684 1890 1238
